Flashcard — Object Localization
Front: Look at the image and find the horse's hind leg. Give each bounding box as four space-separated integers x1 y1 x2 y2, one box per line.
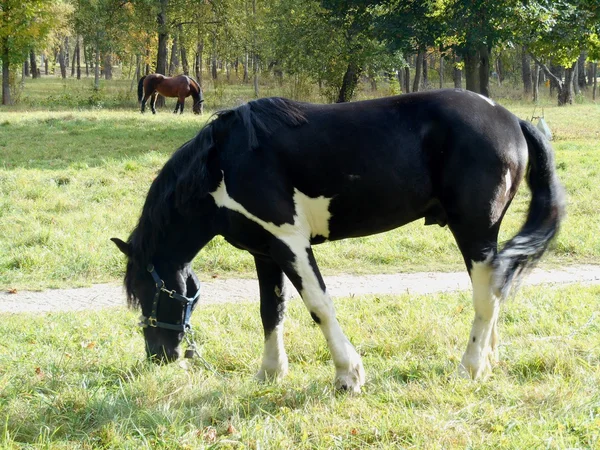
173 101 180 114
178 96 185 114
254 256 288 380
151 92 158 114
446 176 510 379
270 238 365 392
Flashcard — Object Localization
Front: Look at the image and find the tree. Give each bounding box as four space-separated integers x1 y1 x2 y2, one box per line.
0 0 58 104
520 0 600 105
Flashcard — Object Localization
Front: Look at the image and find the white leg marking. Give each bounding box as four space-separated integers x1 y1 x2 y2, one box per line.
504 169 512 196
211 177 364 391
459 257 500 380
257 323 288 380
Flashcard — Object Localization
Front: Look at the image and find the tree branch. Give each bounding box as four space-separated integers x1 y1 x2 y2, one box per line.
529 53 562 87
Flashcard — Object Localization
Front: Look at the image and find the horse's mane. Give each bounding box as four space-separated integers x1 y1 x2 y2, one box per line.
124 97 307 306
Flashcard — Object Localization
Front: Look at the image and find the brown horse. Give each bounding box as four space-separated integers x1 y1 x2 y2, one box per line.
138 74 204 115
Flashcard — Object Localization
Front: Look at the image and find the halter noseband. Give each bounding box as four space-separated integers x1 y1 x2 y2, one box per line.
139 264 201 333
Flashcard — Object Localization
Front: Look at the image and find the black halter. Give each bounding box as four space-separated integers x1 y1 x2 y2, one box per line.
139 264 201 332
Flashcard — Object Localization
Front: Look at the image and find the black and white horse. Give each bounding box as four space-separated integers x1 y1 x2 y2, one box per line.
112 89 564 392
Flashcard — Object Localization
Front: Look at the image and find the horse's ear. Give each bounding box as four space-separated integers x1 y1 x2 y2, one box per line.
111 237 131 257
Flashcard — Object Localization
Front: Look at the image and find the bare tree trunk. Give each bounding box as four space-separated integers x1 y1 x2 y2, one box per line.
155 0 169 107
422 53 428 88
169 30 179 76
65 37 69 69
104 53 112 80
478 44 491 98
211 54 218 80
44 53 49 75
2 43 11 105
24 58 30 77
71 47 76 77
412 52 423 92
337 60 361 102
76 38 81 79
397 68 404 92
195 39 204 86
145 47 150 75
453 53 462 89
577 51 587 89
463 47 478 93
404 66 410 93
533 62 540 102
593 62 597 101
243 52 249 83
180 25 189 75
30 50 38 78
58 43 67 79
522 47 532 96
94 35 100 89
439 55 444 89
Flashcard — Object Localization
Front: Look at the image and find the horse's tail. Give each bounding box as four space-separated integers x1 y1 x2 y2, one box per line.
137 76 147 103
492 119 565 298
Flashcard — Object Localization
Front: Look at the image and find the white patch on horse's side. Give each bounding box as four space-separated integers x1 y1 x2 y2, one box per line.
211 177 364 391
504 169 512 196
257 324 288 380
459 256 500 380
210 176 331 240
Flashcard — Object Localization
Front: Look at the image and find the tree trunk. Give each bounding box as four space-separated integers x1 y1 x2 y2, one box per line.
44 53 49 75
2 43 11 105
65 37 69 68
453 53 462 89
212 53 218 80
58 43 67 79
180 26 189 76
412 51 423 92
24 58 30 77
30 50 38 78
558 66 575 105
195 39 204 86
478 44 490 98
336 60 361 103
533 62 540 103
397 68 404 93
577 51 587 89
404 66 410 93
573 62 579 95
463 47 478 93
422 53 428 88
169 30 179 76
145 47 150 75
94 35 100 89
593 62 597 101
439 55 444 89
155 0 169 108
85 44 89 77
243 52 249 82
104 53 112 80
76 38 81 79
71 47 76 77
522 47 532 95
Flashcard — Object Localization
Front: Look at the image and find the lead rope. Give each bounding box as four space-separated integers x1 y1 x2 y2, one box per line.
184 328 218 375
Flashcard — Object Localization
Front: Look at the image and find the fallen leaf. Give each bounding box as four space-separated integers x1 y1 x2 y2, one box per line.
211 274 219 279
82 341 96 349
8 288 17 294
227 423 236 435
351 428 359 436
35 367 44 378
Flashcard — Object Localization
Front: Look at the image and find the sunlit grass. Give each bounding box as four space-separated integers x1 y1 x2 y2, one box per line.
0 284 598 448
1 87 599 290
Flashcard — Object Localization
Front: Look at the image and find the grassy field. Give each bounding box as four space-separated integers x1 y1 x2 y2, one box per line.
1 78 599 290
0 283 598 448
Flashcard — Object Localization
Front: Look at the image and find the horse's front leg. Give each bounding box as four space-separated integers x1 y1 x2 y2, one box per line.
271 239 365 392
178 97 185 114
254 255 288 380
173 101 180 114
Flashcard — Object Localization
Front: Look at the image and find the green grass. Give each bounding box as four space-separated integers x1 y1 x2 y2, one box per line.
1 79 599 290
1 284 598 448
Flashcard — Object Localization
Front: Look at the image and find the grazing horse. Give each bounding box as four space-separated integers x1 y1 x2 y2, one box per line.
138 73 204 115
112 89 564 393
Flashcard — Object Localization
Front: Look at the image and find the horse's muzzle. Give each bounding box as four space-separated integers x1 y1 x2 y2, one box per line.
146 344 181 364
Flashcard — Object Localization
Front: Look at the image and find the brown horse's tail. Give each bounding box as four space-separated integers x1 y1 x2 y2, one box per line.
137 76 147 103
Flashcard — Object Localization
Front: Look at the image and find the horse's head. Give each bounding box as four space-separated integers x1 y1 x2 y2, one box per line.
111 237 201 363
192 99 204 115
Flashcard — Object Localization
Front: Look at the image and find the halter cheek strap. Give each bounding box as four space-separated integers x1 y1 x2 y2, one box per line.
139 264 201 332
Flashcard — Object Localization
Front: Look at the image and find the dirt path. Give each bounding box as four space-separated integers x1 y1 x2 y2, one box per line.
1 265 599 314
